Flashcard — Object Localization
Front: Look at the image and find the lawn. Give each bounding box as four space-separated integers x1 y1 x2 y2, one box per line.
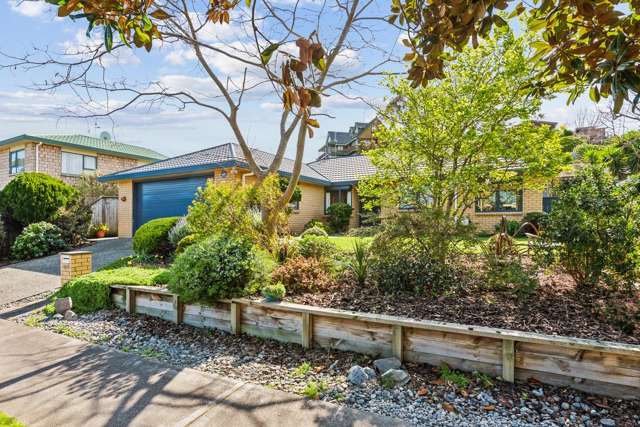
328 236 373 252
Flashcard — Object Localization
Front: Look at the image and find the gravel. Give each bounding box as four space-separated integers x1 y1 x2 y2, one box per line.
15 309 640 427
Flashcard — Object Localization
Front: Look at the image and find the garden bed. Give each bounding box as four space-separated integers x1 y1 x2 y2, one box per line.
287 274 640 346
16 309 640 427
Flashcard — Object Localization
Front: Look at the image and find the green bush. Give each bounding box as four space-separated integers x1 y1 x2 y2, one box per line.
54 199 92 246
271 256 333 294
298 235 337 260
133 217 179 256
11 222 67 260
368 239 459 296
0 172 76 225
326 202 352 233
168 234 265 302
536 166 640 288
348 239 370 286
484 254 538 300
175 234 197 254
276 235 300 262
262 282 286 301
55 267 169 313
300 226 328 238
303 219 327 232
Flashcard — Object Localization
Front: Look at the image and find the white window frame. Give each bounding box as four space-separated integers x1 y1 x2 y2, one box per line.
62 151 97 176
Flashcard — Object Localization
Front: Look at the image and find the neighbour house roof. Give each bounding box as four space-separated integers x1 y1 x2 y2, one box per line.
308 155 377 184
0 134 167 161
99 142 377 186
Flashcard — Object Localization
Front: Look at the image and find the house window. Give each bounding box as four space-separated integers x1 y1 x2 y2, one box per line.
9 149 25 174
476 189 523 213
325 188 352 213
62 152 97 175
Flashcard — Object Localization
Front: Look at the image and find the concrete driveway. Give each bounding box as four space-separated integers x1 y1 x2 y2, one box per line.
0 238 132 307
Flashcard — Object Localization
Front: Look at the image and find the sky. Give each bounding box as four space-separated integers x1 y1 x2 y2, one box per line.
0 0 614 163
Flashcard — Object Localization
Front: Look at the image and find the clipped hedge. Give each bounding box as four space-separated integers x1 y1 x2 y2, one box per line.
0 172 76 225
133 216 179 256
11 222 66 260
54 266 170 313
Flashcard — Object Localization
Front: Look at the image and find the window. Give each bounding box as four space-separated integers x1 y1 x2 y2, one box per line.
62 152 97 175
9 149 25 175
476 189 523 213
325 188 352 213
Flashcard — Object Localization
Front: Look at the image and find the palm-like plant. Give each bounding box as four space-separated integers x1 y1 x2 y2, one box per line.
349 239 370 286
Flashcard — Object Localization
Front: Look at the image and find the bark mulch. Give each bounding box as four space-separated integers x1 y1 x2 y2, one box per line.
286 272 640 345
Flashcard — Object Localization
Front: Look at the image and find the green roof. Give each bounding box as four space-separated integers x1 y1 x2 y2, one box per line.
0 134 167 161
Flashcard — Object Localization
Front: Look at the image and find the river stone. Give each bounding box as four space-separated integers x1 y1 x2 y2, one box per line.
373 357 402 374
600 419 616 427
64 310 78 321
347 365 369 386
380 369 410 388
55 297 72 314
363 367 377 380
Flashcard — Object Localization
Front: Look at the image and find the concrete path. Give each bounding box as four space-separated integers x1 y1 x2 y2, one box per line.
0 238 132 306
0 320 404 427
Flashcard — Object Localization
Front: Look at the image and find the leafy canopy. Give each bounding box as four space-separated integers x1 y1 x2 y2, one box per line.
360 30 570 220
391 0 640 112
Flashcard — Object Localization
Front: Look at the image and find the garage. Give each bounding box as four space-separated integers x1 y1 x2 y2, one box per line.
133 176 209 231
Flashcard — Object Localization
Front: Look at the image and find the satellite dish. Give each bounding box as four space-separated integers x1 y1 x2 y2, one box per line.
99 131 111 141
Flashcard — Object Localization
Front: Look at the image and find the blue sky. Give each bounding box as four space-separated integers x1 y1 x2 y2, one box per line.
0 1 615 162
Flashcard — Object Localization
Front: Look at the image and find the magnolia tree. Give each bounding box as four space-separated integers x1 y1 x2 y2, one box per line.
360 30 571 222
2 0 396 235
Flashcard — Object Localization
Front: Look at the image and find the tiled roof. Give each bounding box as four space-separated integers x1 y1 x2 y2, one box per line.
308 155 376 184
100 143 332 184
0 134 166 161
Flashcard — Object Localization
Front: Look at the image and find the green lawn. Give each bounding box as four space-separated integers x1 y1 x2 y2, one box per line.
0 412 25 427
328 236 373 252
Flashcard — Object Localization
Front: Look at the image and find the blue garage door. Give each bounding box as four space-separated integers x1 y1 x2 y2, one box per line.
134 176 208 231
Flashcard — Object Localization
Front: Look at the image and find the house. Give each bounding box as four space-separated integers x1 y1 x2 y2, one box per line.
99 143 376 236
0 134 166 189
316 120 377 160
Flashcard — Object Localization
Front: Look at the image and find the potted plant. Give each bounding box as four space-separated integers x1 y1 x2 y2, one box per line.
261 282 286 303
92 223 109 238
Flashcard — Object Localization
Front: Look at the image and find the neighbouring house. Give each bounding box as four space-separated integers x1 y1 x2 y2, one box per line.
0 133 166 190
316 120 377 160
99 143 377 236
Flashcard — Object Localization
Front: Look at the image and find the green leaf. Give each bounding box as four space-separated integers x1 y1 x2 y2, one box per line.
245 0 252 6
260 43 280 65
104 25 113 51
589 86 600 102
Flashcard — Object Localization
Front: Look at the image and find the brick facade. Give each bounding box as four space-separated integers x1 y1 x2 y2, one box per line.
464 189 543 232
0 141 144 189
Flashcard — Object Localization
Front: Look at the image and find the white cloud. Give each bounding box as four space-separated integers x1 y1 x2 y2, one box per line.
8 0 49 17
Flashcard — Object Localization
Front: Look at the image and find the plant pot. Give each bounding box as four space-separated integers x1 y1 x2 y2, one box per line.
263 295 281 303
96 230 106 238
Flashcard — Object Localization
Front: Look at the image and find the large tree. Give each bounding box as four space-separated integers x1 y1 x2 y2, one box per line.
390 0 640 113
2 0 395 236
359 30 571 220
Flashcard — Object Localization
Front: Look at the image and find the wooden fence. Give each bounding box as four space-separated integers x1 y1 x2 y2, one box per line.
110 285 640 399
89 196 118 235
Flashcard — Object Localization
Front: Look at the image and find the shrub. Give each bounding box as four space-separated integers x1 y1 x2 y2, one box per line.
168 217 191 246
54 199 92 245
55 267 169 313
175 234 197 254
326 202 352 233
521 211 547 235
168 234 263 302
271 256 333 293
11 222 66 260
0 172 76 225
348 239 370 286
303 219 327 232
536 166 640 288
493 219 521 237
133 217 179 256
300 226 328 238
368 239 459 296
261 282 286 301
484 254 538 300
298 235 337 260
73 175 118 206
347 225 381 237
276 235 300 262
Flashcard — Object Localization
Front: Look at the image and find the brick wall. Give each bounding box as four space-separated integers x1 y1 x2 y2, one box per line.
0 141 146 189
464 188 544 232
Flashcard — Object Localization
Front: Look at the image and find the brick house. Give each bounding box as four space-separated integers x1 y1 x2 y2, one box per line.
0 134 166 190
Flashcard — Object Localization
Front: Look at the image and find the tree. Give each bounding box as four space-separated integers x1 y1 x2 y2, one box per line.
3 0 394 237
390 0 640 112
359 30 570 222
